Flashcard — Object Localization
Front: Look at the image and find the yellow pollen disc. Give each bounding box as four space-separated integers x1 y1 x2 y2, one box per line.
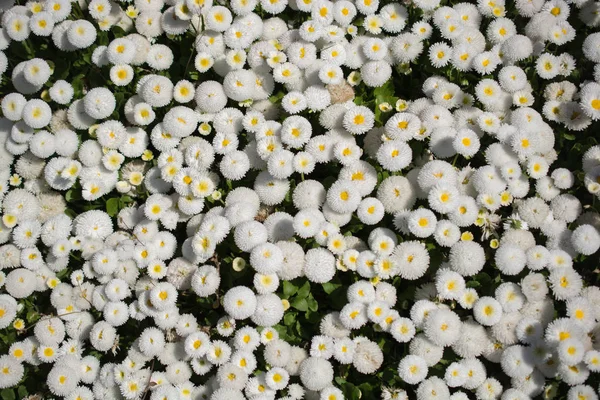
559 331 570 341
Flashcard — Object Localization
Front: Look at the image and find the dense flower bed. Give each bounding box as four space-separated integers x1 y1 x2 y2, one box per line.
0 0 600 399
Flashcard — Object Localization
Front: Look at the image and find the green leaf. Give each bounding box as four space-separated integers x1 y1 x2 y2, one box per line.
307 296 318 312
283 311 296 326
373 79 394 103
269 90 285 104
106 197 120 217
273 324 287 340
291 297 308 312
71 74 86 95
119 195 134 209
296 281 311 299
330 286 348 309
282 281 298 298
466 280 481 288
26 310 38 323
1 389 15 400
82 51 92 65
340 382 362 400
306 309 320 323
64 208 77 219
322 282 341 294
295 320 306 338
17 386 27 399
65 188 80 202
358 383 372 392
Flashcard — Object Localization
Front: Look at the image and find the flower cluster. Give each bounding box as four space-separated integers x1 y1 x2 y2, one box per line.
0 0 599 398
